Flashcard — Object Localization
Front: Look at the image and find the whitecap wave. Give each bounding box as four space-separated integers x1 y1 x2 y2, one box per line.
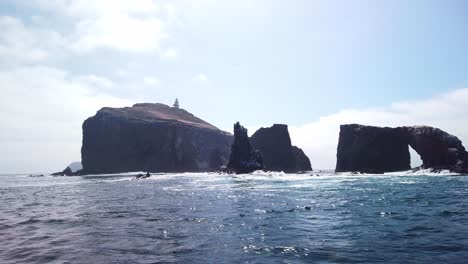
384 169 459 176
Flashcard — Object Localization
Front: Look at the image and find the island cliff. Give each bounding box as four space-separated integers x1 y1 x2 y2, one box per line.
81 103 232 174
336 124 468 174
251 124 312 172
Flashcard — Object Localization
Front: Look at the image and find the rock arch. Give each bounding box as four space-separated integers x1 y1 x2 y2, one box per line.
336 124 468 173
406 126 466 170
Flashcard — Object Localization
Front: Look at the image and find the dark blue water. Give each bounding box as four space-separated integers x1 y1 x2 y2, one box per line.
1 171 468 263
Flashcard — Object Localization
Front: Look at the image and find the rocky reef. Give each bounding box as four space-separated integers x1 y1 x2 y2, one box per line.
226 122 264 174
250 124 312 172
81 103 232 174
336 124 468 173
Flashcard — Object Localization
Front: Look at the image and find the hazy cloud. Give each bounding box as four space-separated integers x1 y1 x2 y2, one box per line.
12 0 179 55
162 48 179 58
0 16 67 65
77 75 115 90
0 66 131 173
143 77 161 86
194 73 208 82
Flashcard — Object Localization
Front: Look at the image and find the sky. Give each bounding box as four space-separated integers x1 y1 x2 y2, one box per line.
1 0 468 173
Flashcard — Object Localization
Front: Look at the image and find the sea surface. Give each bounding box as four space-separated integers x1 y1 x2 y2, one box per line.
1 170 468 264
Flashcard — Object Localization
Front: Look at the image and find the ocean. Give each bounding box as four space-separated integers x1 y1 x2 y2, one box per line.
1 171 468 263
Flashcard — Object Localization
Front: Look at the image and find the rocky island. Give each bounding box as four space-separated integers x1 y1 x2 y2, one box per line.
336 124 468 174
251 124 312 172
55 103 468 176
225 123 311 174
80 103 233 174
74 103 312 175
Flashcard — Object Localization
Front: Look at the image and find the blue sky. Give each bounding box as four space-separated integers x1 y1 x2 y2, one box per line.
1 0 468 172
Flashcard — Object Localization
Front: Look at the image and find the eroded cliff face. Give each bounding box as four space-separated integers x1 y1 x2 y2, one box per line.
292 146 313 172
81 103 232 174
335 125 411 173
336 124 468 173
250 124 312 172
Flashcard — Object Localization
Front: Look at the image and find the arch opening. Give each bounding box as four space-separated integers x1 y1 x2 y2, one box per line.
409 145 422 169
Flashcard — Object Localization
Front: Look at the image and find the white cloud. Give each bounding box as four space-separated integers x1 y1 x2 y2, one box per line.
77 74 114 89
64 0 159 17
143 77 161 86
28 0 177 54
288 88 468 170
194 73 208 82
162 48 179 58
72 14 168 53
0 66 132 173
0 16 67 64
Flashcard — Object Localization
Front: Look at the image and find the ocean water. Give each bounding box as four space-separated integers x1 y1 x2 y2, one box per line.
1 171 468 264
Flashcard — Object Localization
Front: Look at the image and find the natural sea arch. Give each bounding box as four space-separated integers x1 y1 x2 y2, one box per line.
335 124 468 173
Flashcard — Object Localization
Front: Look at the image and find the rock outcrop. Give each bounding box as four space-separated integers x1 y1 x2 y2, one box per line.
336 124 468 173
51 162 82 176
226 122 264 174
81 103 232 174
51 166 73 176
250 124 312 172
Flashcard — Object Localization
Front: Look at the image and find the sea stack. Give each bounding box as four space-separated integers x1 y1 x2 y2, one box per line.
81 103 233 174
336 124 468 174
226 122 264 174
250 124 312 172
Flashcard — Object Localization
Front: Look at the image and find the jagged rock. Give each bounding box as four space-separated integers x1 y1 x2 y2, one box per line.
68 162 83 173
226 122 264 174
52 166 73 176
29 174 44 177
52 162 83 176
81 103 232 174
336 124 468 173
135 172 151 179
250 124 312 172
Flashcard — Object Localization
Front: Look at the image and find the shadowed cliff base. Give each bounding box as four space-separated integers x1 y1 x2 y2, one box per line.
336 124 468 174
